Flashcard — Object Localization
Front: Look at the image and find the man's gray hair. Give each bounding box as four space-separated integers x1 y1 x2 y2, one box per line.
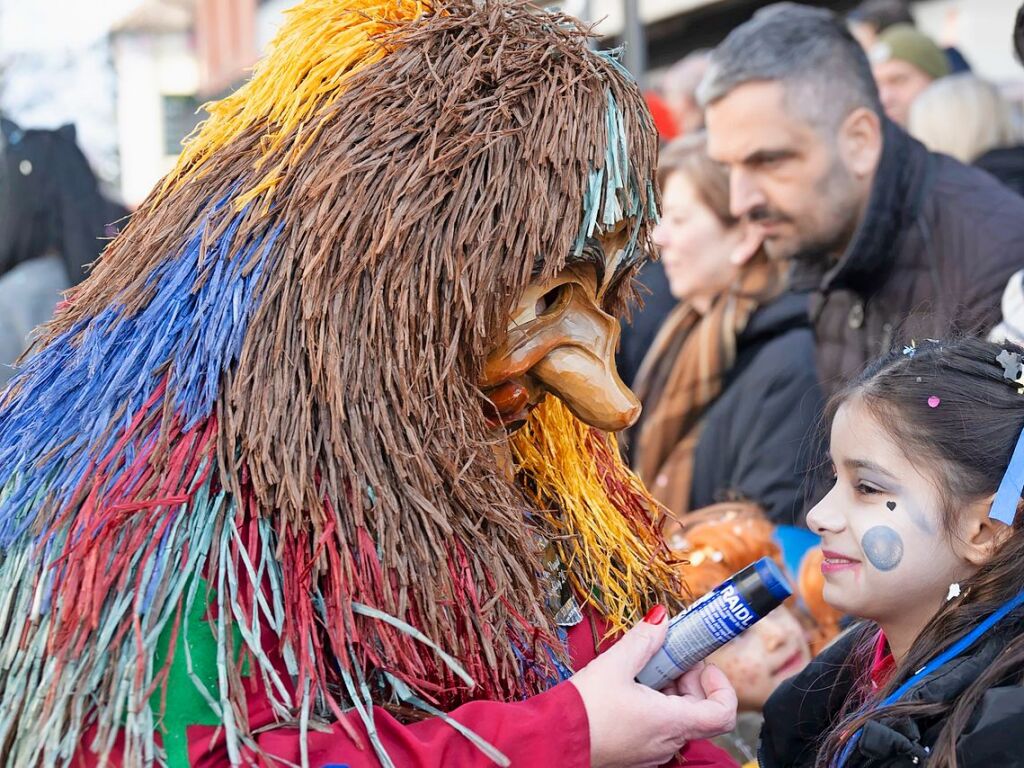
697 3 883 129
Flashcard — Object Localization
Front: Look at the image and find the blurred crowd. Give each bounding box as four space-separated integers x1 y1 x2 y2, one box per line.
619 1 1024 763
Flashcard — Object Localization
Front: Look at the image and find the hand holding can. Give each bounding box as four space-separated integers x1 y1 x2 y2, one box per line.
636 557 794 689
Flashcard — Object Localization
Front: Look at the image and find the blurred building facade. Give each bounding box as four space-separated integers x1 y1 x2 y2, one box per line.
195 0 258 96
94 0 1024 204
185 0 1024 105
110 0 199 206
106 0 287 206
5 0 1023 207
193 0 292 95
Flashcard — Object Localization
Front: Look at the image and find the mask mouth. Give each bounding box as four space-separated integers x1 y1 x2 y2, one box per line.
481 379 535 431
481 282 640 433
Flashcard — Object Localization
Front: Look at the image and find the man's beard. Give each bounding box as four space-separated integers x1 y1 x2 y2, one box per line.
757 163 860 268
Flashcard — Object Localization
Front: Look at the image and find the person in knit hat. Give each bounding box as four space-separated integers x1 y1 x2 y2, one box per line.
847 0 914 51
870 23 950 126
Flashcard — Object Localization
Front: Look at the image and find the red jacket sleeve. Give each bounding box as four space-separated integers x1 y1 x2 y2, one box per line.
567 614 739 768
76 611 738 767
675 740 741 767
237 681 590 768
189 612 736 768
186 611 738 768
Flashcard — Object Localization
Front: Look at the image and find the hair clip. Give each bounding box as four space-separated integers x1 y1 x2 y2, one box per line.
903 342 917 358
997 349 1024 394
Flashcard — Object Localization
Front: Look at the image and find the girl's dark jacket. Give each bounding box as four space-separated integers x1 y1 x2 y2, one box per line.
759 620 1024 767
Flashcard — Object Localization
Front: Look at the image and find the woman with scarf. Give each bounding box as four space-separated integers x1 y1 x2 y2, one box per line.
632 134 823 526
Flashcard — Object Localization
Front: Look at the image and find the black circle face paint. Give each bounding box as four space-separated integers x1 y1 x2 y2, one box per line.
861 525 904 572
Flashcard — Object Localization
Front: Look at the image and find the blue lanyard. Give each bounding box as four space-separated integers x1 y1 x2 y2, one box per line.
837 586 1024 766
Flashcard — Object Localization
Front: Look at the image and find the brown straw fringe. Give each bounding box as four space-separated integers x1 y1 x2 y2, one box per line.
12 0 666 736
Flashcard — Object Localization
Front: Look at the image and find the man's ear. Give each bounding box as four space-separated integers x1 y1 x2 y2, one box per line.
728 222 764 266
958 495 1014 566
838 107 883 179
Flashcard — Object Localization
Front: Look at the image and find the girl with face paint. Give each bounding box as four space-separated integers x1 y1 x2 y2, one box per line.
759 338 1024 768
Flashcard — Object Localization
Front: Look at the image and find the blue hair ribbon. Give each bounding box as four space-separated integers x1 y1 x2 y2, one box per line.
990 428 1024 525
991 349 1024 525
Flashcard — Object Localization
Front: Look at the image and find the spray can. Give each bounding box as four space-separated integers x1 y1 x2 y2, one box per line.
636 557 793 689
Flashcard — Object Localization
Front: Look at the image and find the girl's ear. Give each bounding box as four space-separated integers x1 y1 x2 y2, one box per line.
958 495 1013 566
728 222 764 266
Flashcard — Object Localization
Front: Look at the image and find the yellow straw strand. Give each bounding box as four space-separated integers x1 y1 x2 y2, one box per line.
511 397 681 633
161 0 431 205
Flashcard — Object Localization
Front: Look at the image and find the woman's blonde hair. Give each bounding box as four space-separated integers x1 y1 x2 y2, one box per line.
909 74 1022 163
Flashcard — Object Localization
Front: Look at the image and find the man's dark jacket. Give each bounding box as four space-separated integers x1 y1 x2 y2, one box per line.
760 619 1024 767
795 121 1024 396
975 145 1024 198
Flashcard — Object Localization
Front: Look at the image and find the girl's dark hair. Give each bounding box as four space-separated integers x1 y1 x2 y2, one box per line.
816 337 1024 768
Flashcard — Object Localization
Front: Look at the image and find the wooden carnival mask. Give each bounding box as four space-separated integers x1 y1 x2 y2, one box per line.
481 225 641 432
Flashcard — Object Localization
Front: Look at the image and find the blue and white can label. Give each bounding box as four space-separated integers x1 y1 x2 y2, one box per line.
635 578 759 689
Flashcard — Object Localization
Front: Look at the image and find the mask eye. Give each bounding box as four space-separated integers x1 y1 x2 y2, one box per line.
534 283 569 317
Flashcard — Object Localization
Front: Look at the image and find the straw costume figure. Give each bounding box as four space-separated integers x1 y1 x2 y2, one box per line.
0 1 711 766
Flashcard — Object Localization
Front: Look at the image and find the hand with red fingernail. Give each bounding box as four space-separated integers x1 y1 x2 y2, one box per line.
569 605 738 768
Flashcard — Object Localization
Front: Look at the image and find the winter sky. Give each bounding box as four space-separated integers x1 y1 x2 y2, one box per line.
0 0 142 182
1 0 140 53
